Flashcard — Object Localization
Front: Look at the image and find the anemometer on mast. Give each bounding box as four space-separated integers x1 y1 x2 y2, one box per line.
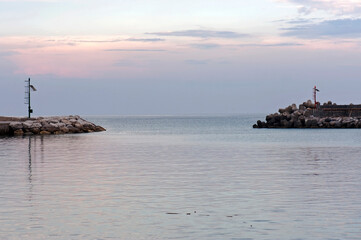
24 78 37 118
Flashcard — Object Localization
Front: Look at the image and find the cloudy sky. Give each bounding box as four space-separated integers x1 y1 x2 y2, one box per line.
1 0 361 116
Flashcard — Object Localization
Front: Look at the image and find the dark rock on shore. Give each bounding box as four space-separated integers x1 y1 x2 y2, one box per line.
254 100 361 129
0 115 106 136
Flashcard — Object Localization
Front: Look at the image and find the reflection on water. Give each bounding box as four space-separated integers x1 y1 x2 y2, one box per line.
0 116 361 240
28 137 32 202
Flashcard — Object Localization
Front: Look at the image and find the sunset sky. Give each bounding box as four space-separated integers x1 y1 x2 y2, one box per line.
1 0 361 115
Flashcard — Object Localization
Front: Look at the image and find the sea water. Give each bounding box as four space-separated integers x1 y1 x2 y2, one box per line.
0 115 360 239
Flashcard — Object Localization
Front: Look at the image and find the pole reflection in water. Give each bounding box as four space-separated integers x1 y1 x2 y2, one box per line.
27 136 33 203
28 136 32 183
27 136 44 203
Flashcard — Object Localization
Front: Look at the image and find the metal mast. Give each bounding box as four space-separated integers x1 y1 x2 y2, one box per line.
25 78 36 118
313 86 319 108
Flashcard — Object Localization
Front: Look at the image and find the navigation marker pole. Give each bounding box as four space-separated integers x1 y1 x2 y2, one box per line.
313 86 320 109
25 78 37 118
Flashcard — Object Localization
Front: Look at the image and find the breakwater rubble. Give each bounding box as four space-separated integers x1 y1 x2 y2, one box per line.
0 115 106 136
254 100 361 128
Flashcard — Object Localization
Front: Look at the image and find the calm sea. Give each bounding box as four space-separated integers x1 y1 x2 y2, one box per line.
1 115 361 240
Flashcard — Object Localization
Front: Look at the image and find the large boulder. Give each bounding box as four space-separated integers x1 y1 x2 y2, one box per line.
330 121 342 128
60 127 70 133
299 105 306 111
285 105 293 114
14 129 24 136
95 126 106 132
22 121 33 129
41 123 58 133
305 119 318 128
9 122 23 130
294 120 302 128
60 119 71 125
31 122 42 129
67 125 81 133
304 100 314 108
30 128 41 134
274 114 281 122
304 109 312 117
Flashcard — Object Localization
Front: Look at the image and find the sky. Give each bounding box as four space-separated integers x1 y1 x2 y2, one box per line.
1 0 361 116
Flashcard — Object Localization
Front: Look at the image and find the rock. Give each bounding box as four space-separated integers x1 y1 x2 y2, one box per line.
348 122 356 128
299 116 305 125
294 120 302 128
69 119 77 124
305 100 314 108
60 122 67 128
286 113 292 121
305 119 318 128
95 126 106 132
74 122 83 129
285 105 293 113
61 119 71 125
31 122 42 129
30 128 41 134
14 129 24 136
274 114 281 122
22 121 33 129
9 122 23 130
280 119 288 127
39 130 51 135
42 123 58 133
60 127 69 133
304 109 312 117
257 120 263 128
266 114 273 122
299 105 306 111
330 121 342 128
266 114 275 125
281 119 292 128
50 123 59 128
67 125 81 133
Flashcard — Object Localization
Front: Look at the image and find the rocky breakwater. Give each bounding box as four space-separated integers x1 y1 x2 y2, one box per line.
0 116 106 136
253 100 361 129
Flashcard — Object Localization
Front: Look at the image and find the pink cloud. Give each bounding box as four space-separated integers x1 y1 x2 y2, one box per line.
1 34 360 79
0 36 171 78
